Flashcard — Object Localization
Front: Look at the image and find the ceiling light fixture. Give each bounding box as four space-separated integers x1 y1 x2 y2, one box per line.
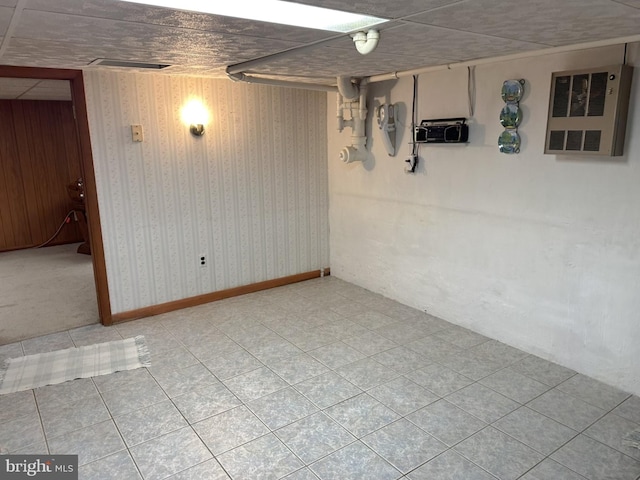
119 0 388 33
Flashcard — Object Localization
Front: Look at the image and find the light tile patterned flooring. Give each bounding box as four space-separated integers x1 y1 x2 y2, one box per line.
1 277 640 480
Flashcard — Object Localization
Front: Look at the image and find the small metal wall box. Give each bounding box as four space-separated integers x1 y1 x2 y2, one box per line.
544 64 633 156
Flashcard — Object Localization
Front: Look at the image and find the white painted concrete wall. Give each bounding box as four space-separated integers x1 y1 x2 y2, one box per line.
328 44 640 395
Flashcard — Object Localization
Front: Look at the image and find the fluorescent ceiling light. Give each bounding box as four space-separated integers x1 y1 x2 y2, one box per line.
119 0 388 32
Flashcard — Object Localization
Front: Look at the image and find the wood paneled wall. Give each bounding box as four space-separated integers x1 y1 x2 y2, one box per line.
0 99 83 251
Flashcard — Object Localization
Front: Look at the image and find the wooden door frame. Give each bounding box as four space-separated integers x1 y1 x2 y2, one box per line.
0 65 113 325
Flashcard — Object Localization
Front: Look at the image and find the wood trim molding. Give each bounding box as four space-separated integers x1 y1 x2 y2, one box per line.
71 71 113 324
111 268 331 324
0 65 113 324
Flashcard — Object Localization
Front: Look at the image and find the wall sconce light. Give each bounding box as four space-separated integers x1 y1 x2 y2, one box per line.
181 99 209 137
190 124 205 136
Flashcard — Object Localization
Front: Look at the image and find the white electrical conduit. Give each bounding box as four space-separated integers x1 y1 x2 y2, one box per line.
227 72 338 93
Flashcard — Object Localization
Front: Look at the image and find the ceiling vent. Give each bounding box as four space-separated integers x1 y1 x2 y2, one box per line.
88 59 172 70
544 64 633 156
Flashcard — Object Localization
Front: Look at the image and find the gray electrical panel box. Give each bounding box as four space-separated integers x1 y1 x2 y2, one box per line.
544 64 633 156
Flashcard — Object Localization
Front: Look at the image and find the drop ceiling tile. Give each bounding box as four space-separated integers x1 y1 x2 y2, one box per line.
15 10 299 63
0 91 28 99
1 6 13 35
0 77 38 90
24 0 333 43
251 47 450 78
249 22 546 78
613 0 640 7
0 78 71 100
25 79 72 100
1 0 637 80
12 11 295 66
36 79 71 89
1 38 233 72
345 22 546 60
20 91 71 101
413 0 640 46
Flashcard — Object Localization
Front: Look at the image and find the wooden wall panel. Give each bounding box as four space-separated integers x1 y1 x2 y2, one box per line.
0 99 83 251
0 103 31 250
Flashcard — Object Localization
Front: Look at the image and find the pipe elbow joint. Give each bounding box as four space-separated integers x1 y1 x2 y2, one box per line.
352 30 380 55
337 76 359 100
226 68 245 82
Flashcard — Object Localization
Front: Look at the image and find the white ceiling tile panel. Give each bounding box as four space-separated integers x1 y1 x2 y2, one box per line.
1 38 238 73
33 79 72 93
14 9 295 52
329 22 547 59
0 78 71 100
20 90 71 101
13 10 299 66
413 0 640 46
250 53 446 78
24 0 331 43
247 23 547 78
0 6 13 35
0 77 37 89
613 0 640 7
0 0 637 80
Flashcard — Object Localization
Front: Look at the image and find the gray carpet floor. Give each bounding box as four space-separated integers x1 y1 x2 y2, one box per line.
0 243 98 344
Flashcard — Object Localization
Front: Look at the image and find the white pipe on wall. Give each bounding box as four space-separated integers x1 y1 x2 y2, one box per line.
337 92 345 131
358 83 367 121
337 80 368 164
336 76 359 101
227 71 338 93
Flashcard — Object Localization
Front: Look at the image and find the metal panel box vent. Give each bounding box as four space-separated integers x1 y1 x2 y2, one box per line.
544 65 633 156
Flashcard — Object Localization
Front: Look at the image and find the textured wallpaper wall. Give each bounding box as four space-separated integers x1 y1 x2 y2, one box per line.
83 71 329 314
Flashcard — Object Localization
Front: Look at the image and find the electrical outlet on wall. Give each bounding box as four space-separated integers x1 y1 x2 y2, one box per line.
131 124 143 142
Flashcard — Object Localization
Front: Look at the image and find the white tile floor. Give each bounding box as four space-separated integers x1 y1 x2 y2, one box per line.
1 277 640 480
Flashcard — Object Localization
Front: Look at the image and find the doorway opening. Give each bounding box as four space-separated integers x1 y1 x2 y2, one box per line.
0 66 112 344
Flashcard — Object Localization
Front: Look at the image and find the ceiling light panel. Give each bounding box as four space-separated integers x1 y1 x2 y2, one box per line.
119 0 389 32
289 0 462 19
25 0 330 44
